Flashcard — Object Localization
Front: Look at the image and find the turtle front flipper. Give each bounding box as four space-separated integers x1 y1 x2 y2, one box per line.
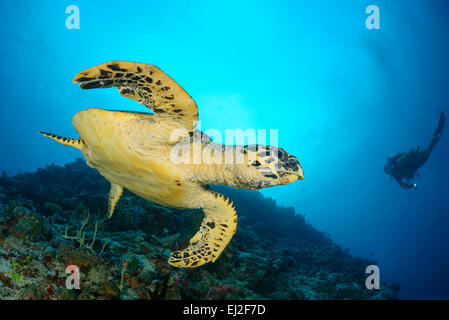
107 183 124 219
73 61 198 134
168 191 237 268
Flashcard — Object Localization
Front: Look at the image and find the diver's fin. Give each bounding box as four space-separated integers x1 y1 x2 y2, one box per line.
428 111 446 151
168 190 237 268
38 131 84 150
433 111 446 139
107 183 124 219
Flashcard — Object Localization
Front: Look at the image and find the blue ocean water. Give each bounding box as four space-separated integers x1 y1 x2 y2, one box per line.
0 0 448 299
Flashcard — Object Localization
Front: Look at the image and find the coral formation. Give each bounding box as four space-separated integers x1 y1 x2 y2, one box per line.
0 159 398 299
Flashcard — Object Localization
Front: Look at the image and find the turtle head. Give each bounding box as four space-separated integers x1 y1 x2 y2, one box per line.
241 145 304 189
263 147 304 185
276 151 304 184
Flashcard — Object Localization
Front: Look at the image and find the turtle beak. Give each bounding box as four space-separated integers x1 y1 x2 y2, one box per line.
296 166 304 180
279 166 304 184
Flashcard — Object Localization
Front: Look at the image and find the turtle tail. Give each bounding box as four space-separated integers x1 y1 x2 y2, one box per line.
38 131 84 150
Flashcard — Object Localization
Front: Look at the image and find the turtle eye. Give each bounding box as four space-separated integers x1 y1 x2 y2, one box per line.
276 149 288 161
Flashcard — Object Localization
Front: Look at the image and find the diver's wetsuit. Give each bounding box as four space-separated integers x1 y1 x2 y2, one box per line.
384 112 446 189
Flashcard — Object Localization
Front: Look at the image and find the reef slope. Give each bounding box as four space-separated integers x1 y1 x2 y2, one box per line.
0 159 398 299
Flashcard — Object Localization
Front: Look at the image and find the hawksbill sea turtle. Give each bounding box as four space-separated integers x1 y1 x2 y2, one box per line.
39 61 304 267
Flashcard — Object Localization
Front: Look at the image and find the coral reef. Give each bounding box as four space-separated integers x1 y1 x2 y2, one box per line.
0 159 398 299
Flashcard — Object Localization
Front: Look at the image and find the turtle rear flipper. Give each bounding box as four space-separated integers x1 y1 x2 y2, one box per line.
168 191 237 268
38 131 84 150
107 183 124 219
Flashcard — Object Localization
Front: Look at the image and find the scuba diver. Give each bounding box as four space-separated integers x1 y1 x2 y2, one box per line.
384 111 446 189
